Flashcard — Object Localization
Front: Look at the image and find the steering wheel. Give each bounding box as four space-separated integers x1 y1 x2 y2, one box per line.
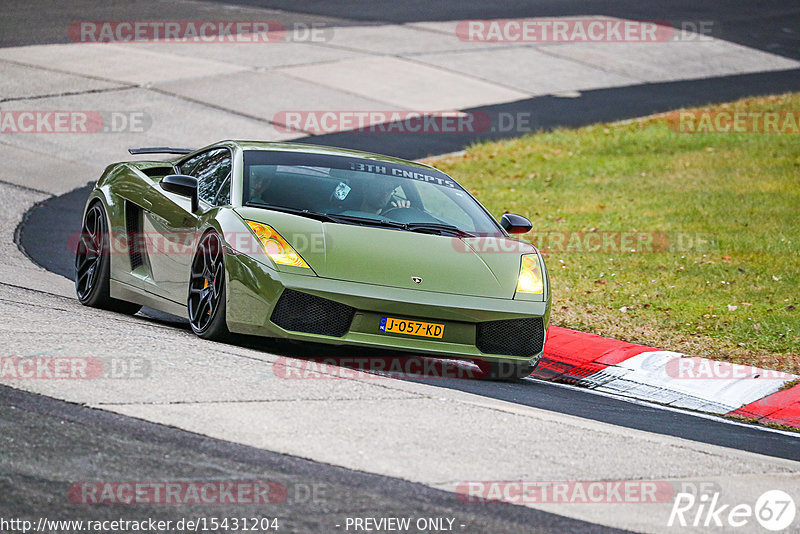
380 205 426 219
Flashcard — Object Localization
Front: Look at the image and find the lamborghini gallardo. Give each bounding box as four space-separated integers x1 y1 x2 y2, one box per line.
75 141 550 379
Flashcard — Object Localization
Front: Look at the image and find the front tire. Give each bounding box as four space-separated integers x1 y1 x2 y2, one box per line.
188 231 229 341
75 201 142 315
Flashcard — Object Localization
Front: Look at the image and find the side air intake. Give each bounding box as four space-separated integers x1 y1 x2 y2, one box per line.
270 289 355 337
476 317 545 357
125 201 144 270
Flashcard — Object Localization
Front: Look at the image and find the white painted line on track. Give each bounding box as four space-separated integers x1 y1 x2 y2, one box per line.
528 377 800 438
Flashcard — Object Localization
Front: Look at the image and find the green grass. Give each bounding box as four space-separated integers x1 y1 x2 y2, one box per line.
431 93 800 372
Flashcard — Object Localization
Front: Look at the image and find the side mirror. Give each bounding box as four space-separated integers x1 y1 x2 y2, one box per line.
500 213 532 234
161 174 199 212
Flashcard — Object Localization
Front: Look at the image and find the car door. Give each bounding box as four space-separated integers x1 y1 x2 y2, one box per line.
142 147 232 304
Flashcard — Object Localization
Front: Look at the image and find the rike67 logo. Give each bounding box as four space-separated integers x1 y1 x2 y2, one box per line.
668 489 796 531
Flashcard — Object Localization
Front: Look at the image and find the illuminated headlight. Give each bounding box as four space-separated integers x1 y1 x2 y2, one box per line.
516 254 544 295
245 221 310 268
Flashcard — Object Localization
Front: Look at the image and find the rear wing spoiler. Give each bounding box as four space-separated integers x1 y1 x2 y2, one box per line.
128 147 194 155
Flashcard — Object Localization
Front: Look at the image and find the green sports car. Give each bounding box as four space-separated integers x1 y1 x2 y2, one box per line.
75 141 550 379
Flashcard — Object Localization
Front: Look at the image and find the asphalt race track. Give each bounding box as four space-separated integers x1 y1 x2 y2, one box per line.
1 385 626 533
3 1 800 532
15 184 800 461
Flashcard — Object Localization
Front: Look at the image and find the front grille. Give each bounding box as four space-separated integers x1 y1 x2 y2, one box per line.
476 317 545 357
125 201 143 270
270 289 355 337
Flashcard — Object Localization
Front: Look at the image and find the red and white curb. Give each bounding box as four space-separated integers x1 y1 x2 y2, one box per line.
538 326 800 430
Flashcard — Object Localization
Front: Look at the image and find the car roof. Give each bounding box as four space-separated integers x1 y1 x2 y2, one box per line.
217 140 439 171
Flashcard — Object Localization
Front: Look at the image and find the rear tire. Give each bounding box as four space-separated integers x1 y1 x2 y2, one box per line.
188 231 230 341
75 201 142 315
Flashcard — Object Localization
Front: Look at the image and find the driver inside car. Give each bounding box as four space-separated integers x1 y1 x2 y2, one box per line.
359 178 411 214
249 166 278 205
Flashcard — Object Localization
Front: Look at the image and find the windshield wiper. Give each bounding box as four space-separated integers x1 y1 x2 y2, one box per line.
325 215 471 236
245 203 405 229
323 214 406 229
404 222 474 237
246 202 337 222
246 203 472 236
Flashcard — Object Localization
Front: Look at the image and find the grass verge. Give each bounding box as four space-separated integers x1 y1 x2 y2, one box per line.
431 93 800 372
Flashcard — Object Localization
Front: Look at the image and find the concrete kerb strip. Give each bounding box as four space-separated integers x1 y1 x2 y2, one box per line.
538 326 800 430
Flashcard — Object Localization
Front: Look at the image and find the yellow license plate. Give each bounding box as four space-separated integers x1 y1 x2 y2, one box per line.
379 317 444 339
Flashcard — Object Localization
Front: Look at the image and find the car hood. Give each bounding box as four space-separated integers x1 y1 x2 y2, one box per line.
235 207 538 299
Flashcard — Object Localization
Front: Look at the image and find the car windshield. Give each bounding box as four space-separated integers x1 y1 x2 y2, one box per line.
242 151 503 236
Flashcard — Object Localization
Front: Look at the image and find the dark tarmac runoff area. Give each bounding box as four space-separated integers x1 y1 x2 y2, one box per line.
0 386 628 534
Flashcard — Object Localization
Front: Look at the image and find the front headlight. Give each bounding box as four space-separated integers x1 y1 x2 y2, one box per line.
245 221 310 268
516 254 544 295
